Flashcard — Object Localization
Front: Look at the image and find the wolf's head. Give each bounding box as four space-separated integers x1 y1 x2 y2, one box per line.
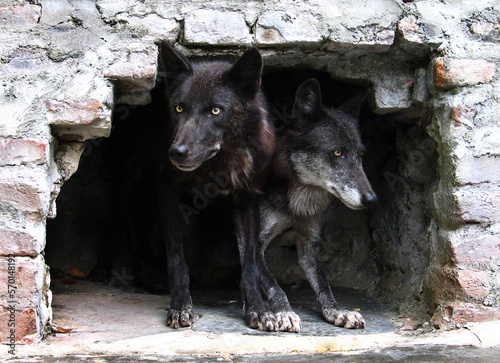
288 79 377 210
160 42 264 172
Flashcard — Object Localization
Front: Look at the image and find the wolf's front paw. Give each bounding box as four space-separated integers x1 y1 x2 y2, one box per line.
166 308 198 328
323 308 365 329
275 311 301 333
246 311 278 331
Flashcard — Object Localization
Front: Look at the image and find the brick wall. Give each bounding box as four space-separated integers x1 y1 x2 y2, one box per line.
0 0 499 342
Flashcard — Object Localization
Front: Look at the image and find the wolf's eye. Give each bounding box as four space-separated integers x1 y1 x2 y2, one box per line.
175 105 183 113
361 151 365 157
211 107 221 115
334 150 342 157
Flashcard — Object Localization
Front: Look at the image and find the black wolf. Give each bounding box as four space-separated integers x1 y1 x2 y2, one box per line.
158 42 276 330
257 79 377 332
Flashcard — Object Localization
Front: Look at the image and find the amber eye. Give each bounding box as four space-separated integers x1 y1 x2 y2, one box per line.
211 107 221 115
334 150 342 157
175 105 183 113
361 151 365 157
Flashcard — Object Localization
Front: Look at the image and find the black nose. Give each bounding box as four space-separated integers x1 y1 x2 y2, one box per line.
169 145 189 163
362 192 378 205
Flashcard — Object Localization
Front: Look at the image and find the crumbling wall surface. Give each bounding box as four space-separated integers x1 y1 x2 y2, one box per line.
424 4 500 327
0 0 499 343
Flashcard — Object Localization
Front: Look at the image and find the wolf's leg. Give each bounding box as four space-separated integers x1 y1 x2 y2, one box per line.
258 214 301 332
233 193 277 331
158 176 197 328
296 225 365 329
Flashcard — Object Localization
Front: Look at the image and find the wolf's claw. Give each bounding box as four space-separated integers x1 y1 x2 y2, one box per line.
166 308 198 328
246 311 277 331
323 308 365 329
275 311 301 333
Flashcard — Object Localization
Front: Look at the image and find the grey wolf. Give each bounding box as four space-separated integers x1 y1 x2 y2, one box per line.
158 42 276 330
257 78 377 332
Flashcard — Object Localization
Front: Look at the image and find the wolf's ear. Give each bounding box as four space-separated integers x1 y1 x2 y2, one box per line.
160 41 193 75
228 47 263 98
338 88 370 118
292 78 323 120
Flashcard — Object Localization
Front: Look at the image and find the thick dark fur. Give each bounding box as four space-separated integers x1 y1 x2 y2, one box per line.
257 79 377 332
158 42 276 330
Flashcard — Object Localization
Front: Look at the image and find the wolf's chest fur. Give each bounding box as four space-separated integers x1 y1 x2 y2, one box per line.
288 178 332 217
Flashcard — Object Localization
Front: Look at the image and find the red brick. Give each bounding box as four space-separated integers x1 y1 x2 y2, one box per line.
0 307 39 344
45 99 104 126
434 57 496 89
453 233 500 272
455 269 490 299
0 168 48 213
0 227 44 257
0 138 48 166
0 4 40 28
431 302 500 329
454 184 500 223
0 256 46 302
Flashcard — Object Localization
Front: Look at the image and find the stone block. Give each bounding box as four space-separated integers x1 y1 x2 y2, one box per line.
456 269 490 299
0 4 41 29
0 167 49 214
434 57 496 90
453 184 500 223
45 99 104 127
326 56 414 113
184 9 251 45
327 27 395 56
0 255 46 306
0 226 45 257
103 45 158 92
119 14 179 42
431 302 500 330
455 155 500 185
39 0 73 27
0 307 38 344
322 0 400 55
398 15 424 45
45 98 111 140
0 138 49 166
448 227 500 272
256 11 324 46
372 74 413 114
40 0 102 29
396 15 430 59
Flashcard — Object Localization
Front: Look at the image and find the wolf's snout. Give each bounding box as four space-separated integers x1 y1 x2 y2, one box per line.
362 192 378 205
169 144 189 163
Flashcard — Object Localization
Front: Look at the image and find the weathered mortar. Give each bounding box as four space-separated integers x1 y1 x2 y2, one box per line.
0 0 499 343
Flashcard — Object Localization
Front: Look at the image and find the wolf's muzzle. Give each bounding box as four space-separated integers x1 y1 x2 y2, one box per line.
362 192 378 206
169 144 189 164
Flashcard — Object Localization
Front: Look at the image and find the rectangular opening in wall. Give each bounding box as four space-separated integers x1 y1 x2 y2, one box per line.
44 63 437 345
